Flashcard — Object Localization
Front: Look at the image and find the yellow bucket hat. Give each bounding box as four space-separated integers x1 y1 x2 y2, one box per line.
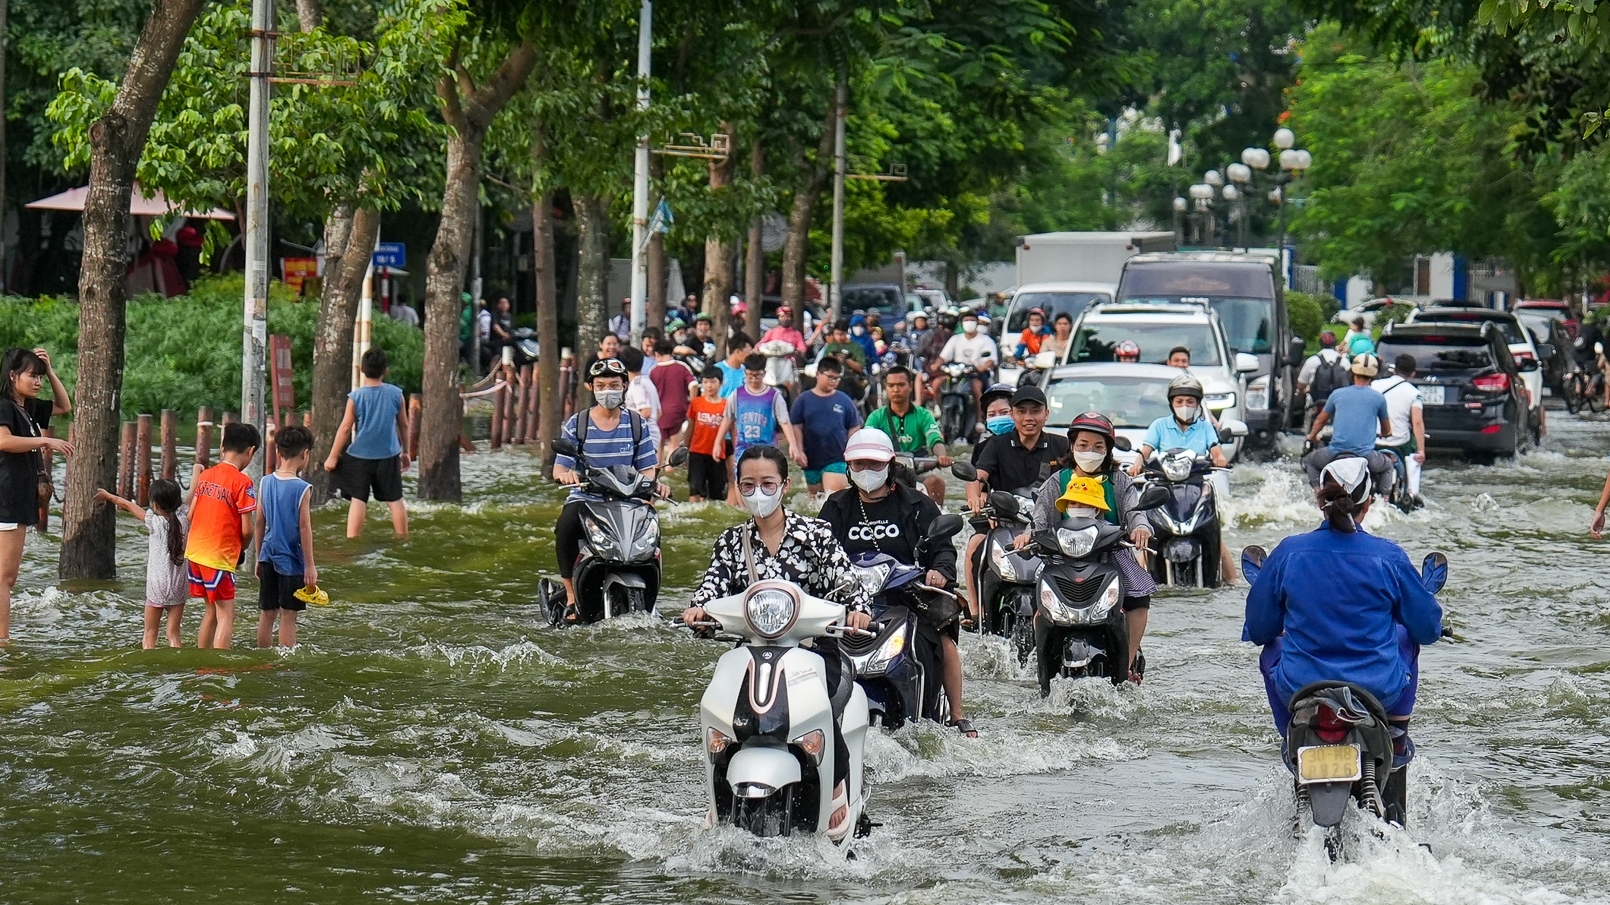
294 585 331 607
1056 475 1110 514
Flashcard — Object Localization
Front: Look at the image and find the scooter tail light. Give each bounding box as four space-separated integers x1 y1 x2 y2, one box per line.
1314 704 1350 744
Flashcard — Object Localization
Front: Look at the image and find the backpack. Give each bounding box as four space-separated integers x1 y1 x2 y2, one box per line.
1309 352 1350 405
572 409 645 472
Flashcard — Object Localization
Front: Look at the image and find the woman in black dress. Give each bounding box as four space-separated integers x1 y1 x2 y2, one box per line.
0 347 73 641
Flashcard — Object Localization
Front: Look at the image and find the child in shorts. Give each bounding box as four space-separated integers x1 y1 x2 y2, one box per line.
324 347 410 539
186 422 259 649
96 479 188 649
676 366 729 503
256 425 317 648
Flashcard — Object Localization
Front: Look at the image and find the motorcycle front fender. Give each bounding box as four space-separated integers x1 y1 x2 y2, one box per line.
727 745 802 798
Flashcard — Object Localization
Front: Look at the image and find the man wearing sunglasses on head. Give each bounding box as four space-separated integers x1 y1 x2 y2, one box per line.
552 358 659 622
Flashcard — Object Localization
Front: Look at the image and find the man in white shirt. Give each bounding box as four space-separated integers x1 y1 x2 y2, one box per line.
939 311 999 427
1373 352 1427 505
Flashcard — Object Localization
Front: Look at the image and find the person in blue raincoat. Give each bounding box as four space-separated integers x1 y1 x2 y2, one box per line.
1243 456 1443 764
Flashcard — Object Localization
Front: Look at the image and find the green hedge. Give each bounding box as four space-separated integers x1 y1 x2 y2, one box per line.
0 275 424 418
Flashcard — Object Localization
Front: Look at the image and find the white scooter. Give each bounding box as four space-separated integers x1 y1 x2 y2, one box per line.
688 579 871 845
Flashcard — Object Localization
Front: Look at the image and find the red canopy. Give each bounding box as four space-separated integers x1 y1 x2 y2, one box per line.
25 185 235 220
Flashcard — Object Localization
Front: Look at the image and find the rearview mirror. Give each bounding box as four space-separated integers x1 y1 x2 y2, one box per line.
1136 483 1169 510
1113 436 1132 452
1235 352 1261 374
1241 545 1268 584
927 513 965 541
1517 357 1539 373
552 438 578 459
1537 343 1556 360
987 490 1020 519
1218 418 1250 442
666 446 689 468
951 462 979 483
1420 552 1448 594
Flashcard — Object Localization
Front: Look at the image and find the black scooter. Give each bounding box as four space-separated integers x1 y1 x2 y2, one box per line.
841 514 966 728
950 461 1040 664
539 440 686 624
1243 545 1449 856
1029 482 1169 694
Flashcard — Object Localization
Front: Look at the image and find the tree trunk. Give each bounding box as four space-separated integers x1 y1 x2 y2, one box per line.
294 0 321 31
307 204 378 504
704 124 737 357
574 192 611 387
646 152 667 331
780 104 837 314
744 138 766 340
533 129 561 478
60 0 205 580
417 41 538 502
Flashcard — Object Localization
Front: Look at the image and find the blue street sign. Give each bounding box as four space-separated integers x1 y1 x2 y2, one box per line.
372 242 406 268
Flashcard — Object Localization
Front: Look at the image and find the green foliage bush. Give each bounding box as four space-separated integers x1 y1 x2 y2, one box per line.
0 275 424 418
1285 290 1327 347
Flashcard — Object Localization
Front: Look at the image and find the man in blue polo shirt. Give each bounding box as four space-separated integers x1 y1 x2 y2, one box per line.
1128 374 1228 475
1304 352 1393 495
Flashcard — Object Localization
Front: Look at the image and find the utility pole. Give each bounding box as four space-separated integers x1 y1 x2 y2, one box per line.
241 0 274 478
628 0 652 343
828 77 847 322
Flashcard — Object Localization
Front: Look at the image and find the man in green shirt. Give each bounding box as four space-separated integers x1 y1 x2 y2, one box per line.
864 365 953 504
820 318 870 402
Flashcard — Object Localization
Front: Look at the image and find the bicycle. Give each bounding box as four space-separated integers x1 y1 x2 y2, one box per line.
1568 363 1607 414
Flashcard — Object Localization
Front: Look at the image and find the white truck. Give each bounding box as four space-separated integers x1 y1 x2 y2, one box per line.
1015 231 1177 286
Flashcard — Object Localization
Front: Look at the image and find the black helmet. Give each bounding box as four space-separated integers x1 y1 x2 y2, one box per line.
981 382 1016 408
1166 373 1204 402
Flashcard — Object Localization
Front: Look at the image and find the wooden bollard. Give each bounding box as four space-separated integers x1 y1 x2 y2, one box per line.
523 368 540 444
559 361 574 419
135 414 153 506
407 394 422 460
501 374 516 446
490 380 504 451
118 421 136 499
160 409 177 480
265 419 279 472
514 365 532 444
196 406 214 469
222 411 238 425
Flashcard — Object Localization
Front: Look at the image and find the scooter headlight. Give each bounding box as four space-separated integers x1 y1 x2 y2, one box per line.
1039 580 1074 625
707 727 732 754
862 624 907 677
1161 452 1194 483
1089 578 1122 623
583 516 620 558
1056 526 1099 558
631 516 661 557
989 539 1021 581
793 729 826 765
744 587 798 639
854 564 892 599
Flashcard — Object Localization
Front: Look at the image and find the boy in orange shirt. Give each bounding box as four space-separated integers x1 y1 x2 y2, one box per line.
186 422 259 649
673 366 729 503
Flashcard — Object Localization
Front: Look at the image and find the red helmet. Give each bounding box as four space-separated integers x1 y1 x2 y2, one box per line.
1067 411 1116 442
1115 340 1141 361
777 306 792 317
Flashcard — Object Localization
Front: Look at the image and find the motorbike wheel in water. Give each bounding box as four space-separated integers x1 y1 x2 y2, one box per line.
1562 372 1583 413
731 791 793 837
1011 615 1033 669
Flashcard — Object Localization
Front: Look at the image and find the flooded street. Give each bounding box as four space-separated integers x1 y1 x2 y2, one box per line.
3 413 1609 904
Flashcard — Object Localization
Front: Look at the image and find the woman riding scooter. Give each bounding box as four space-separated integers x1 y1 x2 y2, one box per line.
682 445 872 841
1243 457 1443 766
1028 412 1157 681
962 383 1019 623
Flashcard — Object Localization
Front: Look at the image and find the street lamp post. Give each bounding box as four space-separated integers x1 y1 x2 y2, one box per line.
1241 127 1311 288
1188 182 1214 245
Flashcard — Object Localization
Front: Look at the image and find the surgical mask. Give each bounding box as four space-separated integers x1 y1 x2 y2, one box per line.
741 485 783 519
962 321 979 335
1066 504 1102 520
1073 450 1107 473
596 389 625 410
851 466 889 493
1173 402 1198 422
853 326 867 336
987 415 1015 435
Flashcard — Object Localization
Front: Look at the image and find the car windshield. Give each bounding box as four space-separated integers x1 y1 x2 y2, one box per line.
1518 313 1554 339
1117 263 1277 354
1046 374 1174 429
841 287 903 318
1007 291 1111 332
1417 312 1525 345
1070 321 1222 366
1377 338 1493 371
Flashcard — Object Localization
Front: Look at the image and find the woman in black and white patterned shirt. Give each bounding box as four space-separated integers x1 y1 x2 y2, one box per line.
681 444 870 840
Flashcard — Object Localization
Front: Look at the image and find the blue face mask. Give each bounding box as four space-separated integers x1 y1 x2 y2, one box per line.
987 415 1015 436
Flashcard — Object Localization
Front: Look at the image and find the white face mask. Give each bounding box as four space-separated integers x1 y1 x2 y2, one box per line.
851 466 889 493
1066 504 1103 520
1073 450 1107 473
595 389 625 410
962 321 979 335
741 486 783 519
1173 403 1198 422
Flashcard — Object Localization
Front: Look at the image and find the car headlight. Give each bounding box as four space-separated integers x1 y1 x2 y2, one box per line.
1204 392 1236 411
989 539 1020 581
745 587 798 638
854 564 892 599
1246 377 1269 412
1056 526 1099 558
863 625 908 677
583 516 619 557
1161 452 1194 482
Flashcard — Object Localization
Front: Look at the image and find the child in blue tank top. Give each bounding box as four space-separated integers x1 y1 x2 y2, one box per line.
257 425 318 648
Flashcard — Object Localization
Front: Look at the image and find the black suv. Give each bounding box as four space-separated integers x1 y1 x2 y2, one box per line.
1375 322 1528 461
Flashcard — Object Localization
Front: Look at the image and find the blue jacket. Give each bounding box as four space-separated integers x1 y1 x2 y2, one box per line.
1244 523 1443 710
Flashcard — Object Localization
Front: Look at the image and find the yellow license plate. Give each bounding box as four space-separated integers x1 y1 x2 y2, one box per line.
1296 744 1361 784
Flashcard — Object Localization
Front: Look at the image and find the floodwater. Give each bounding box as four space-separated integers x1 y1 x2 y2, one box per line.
2 412 1609 904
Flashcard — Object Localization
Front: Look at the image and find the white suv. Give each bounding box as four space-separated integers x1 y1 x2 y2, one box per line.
1064 301 1259 461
